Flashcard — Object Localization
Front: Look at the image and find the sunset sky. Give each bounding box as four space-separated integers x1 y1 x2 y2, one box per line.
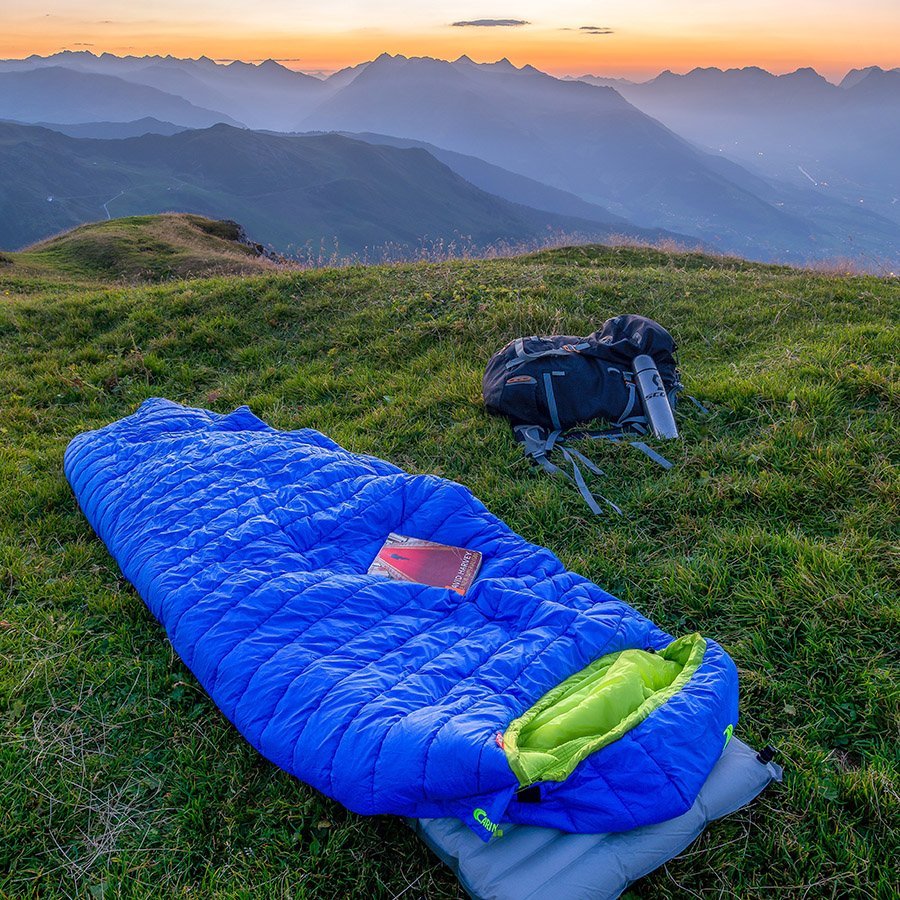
2 0 898 80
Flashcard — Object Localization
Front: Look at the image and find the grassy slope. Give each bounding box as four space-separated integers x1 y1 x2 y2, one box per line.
7 214 277 282
0 237 897 898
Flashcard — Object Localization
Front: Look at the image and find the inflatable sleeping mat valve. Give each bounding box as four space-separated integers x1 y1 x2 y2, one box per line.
64 399 740 841
410 737 782 900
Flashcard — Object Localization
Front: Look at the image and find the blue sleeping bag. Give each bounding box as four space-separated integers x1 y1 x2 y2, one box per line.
65 399 739 841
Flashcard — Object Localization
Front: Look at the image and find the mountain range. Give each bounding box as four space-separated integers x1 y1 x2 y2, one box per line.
572 65 900 225
0 51 325 130
0 67 242 129
295 54 899 264
0 121 665 256
1 51 898 268
334 132 634 228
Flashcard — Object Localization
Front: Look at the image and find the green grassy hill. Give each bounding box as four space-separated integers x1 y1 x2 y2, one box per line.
6 214 277 281
1 219 897 898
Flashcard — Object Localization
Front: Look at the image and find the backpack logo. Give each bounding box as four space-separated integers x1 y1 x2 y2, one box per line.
506 375 536 385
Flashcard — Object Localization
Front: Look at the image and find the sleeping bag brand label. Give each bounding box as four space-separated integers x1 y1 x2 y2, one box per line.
723 723 735 748
368 533 482 595
473 808 504 838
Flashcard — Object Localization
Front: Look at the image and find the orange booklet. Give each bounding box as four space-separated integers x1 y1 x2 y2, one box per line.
368 533 482 595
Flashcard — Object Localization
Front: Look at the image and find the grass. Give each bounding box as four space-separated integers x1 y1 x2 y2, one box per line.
0 223 898 898
10 215 276 282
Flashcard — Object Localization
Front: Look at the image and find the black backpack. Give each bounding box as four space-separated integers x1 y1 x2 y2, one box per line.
482 314 686 514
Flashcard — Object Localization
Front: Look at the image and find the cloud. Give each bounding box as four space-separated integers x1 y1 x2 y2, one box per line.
72 42 94 47
451 19 530 27
579 25 614 35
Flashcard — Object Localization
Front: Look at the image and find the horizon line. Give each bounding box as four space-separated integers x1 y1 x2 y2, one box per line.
2 48 898 85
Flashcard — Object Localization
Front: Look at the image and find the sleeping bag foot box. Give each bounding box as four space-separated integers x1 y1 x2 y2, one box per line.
65 400 772 892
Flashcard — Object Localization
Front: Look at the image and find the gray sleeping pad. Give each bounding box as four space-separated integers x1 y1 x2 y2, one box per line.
411 737 781 900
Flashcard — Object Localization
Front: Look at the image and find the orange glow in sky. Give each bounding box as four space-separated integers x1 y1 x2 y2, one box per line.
1 2 898 80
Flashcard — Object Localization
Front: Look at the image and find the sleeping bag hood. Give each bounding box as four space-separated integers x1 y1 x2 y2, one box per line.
65 399 739 841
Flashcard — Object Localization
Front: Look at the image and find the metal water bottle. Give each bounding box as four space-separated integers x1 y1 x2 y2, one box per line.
632 354 678 439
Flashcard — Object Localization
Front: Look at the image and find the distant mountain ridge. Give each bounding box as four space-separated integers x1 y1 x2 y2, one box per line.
571 64 899 91
332 132 633 228
0 51 326 130
5 117 188 140
2 51 898 267
0 68 242 129
570 64 900 224
296 53 899 264
0 121 663 256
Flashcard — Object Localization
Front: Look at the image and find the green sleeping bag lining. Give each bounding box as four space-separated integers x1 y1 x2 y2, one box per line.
504 633 708 786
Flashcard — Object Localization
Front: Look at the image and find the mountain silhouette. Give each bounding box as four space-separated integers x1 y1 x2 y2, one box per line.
582 65 900 224
0 51 327 130
2 52 898 265
297 54 898 261
0 122 667 255
0 68 240 129
332 132 632 227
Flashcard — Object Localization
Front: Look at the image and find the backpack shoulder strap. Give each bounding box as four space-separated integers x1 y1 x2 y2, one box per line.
628 441 674 469
513 425 622 516
514 425 565 477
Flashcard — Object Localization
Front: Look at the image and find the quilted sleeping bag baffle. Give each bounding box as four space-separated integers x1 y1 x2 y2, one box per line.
65 399 739 841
